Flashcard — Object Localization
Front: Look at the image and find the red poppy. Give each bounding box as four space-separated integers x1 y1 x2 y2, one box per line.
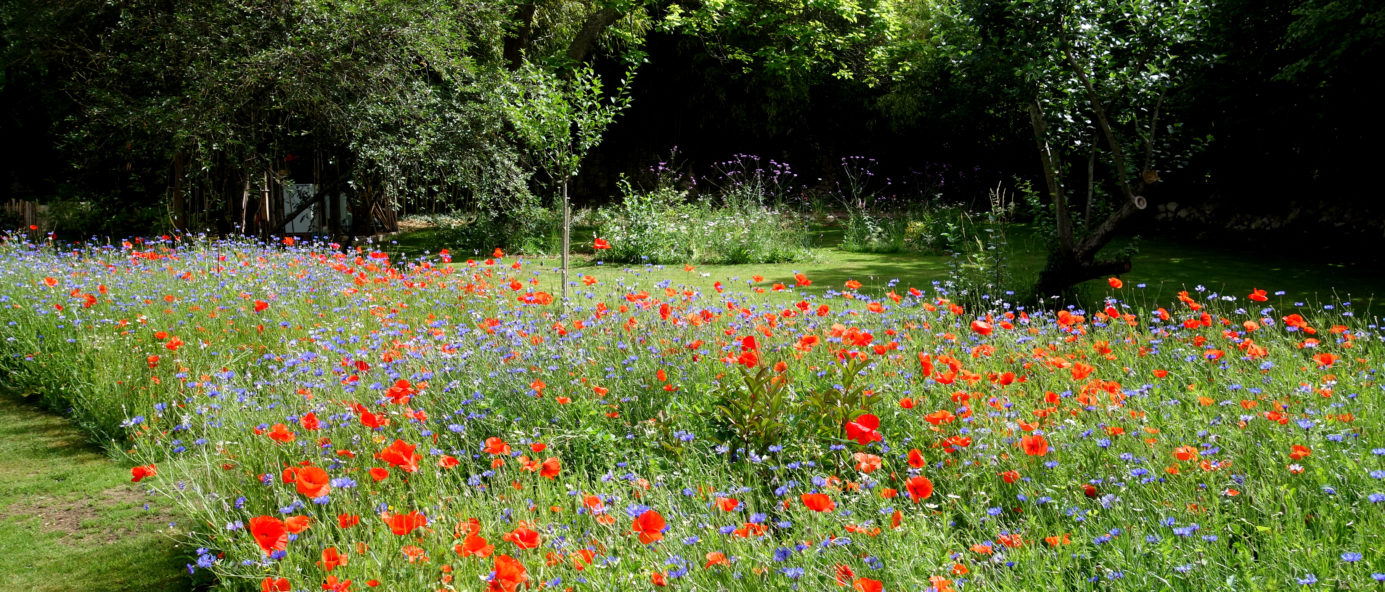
456 532 495 558
801 493 836 512
385 379 417 405
1173 446 1198 461
593 237 610 250
1021 434 1049 457
1248 288 1268 302
733 522 767 538
488 555 527 592
1107 277 1123 289
484 437 512 455
284 515 311 534
1289 445 1311 461
503 526 541 549
260 577 291 592
844 414 883 445
907 448 926 469
716 497 740 512
704 551 729 568
369 467 389 482
384 511 428 536
633 510 666 544
267 423 294 443
130 464 157 483
376 439 421 473
338 514 360 528
295 466 331 498
320 546 347 572
854 452 882 474
357 407 388 430
249 516 288 555
970 320 992 335
835 564 856 586
854 577 884 592
906 475 934 502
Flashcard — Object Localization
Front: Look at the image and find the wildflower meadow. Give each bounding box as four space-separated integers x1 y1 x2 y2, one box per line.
1 233 1382 592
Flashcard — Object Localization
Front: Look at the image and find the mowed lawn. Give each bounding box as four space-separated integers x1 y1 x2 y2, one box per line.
384 223 1385 309
0 388 196 592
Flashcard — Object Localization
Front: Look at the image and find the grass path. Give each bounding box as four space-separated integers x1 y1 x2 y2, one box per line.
0 389 195 592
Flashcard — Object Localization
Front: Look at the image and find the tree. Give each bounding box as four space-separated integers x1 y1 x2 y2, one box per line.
3 0 655 238
950 0 1210 298
503 63 633 305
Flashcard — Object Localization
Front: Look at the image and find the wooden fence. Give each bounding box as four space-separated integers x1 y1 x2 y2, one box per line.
2 199 39 229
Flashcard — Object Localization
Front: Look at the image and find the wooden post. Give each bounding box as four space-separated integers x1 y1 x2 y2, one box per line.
561 179 570 312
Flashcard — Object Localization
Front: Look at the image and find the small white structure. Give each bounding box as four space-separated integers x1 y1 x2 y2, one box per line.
283 183 351 234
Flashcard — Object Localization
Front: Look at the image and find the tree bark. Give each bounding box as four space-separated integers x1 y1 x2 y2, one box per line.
565 7 621 66
240 174 253 234
1028 101 1074 255
503 2 538 71
170 152 186 232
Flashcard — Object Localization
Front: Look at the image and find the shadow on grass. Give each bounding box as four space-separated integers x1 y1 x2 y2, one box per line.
0 387 201 592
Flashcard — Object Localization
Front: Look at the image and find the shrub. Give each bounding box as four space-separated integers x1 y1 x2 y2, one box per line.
598 178 811 264
437 205 560 254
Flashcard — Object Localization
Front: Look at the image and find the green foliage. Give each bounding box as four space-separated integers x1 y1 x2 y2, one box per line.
2 0 659 229
711 364 793 455
437 206 563 255
503 64 635 194
841 211 907 253
900 204 971 253
597 177 812 264
662 0 909 84
800 355 875 443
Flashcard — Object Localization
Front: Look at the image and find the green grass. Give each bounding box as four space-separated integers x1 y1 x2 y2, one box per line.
0 388 197 592
2 225 1384 592
384 221 1385 310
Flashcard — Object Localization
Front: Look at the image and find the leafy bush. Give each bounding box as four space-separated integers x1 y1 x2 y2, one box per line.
598 178 811 264
901 205 972 253
841 211 907 253
437 205 561 254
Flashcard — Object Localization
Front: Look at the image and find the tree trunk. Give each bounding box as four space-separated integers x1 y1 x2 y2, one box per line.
503 2 538 71
1028 101 1074 255
565 7 621 66
1034 253 1132 299
240 174 253 235
1026 47 1156 301
559 180 570 310
170 152 186 232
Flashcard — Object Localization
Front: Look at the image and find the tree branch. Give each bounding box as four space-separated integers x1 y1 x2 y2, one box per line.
1028 100 1075 255
565 7 622 66
1062 44 1137 204
1076 196 1145 259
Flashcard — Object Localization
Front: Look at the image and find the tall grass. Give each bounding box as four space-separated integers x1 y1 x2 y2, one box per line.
1 231 1382 591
